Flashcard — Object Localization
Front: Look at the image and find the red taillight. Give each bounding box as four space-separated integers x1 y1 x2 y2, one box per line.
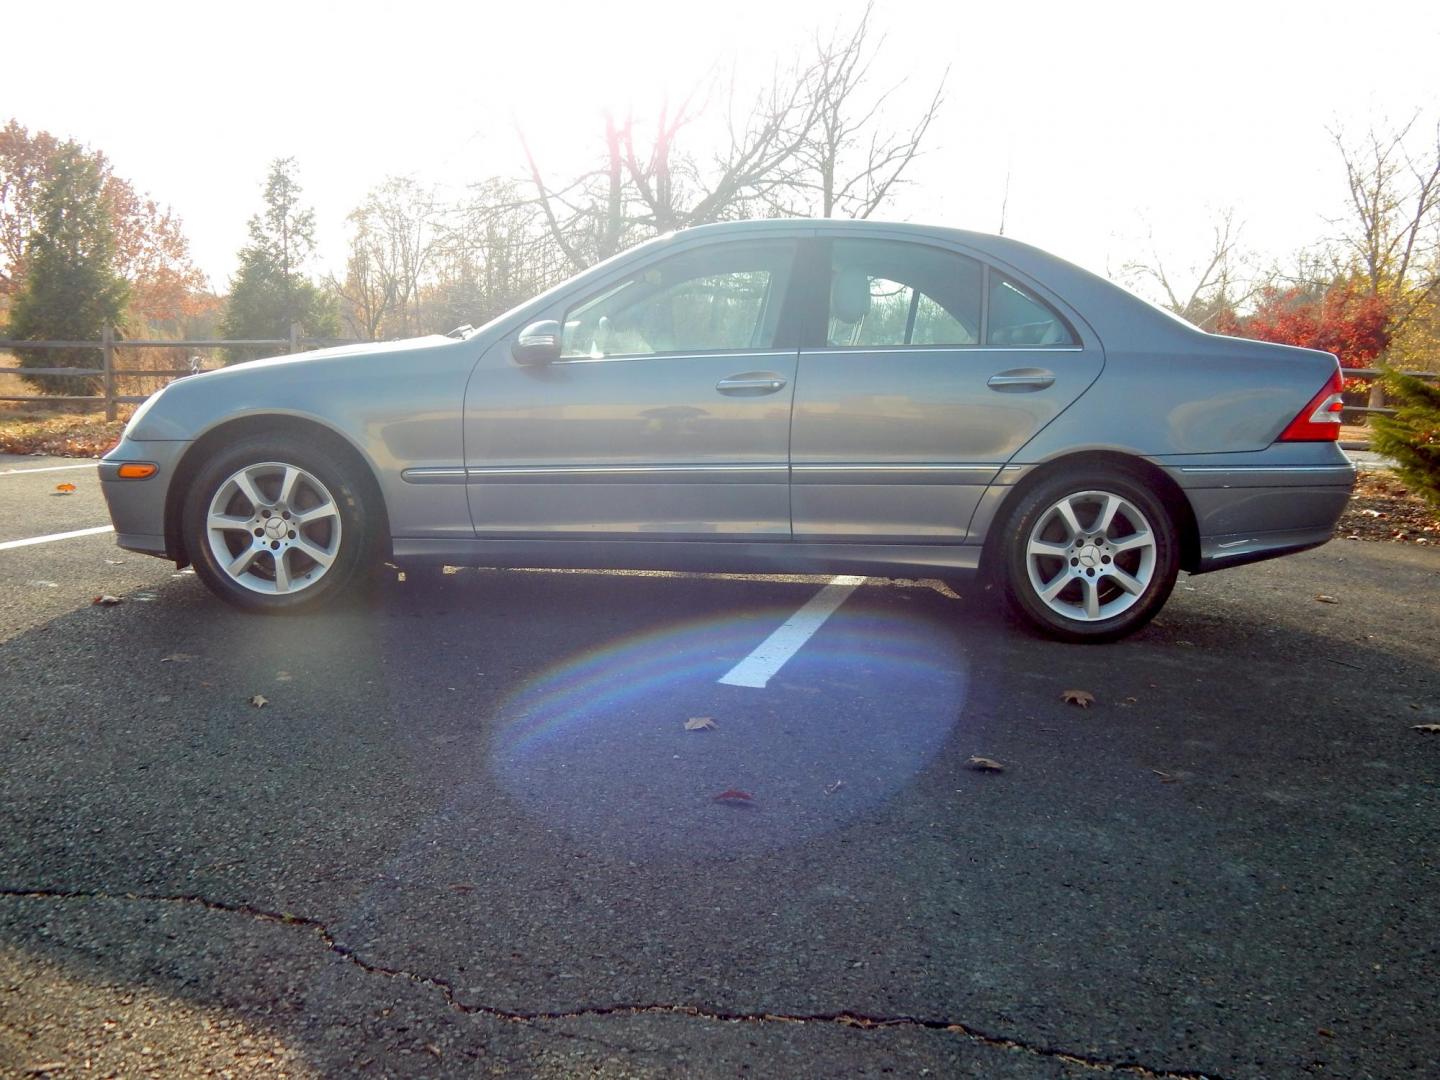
1278 368 1345 441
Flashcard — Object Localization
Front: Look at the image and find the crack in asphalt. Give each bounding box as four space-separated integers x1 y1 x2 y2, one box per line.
0 886 1230 1079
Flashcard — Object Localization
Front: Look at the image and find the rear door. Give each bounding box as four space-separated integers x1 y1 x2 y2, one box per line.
790 237 1104 541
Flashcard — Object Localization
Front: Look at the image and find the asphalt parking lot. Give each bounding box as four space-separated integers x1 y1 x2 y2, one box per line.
1 452 1437 1079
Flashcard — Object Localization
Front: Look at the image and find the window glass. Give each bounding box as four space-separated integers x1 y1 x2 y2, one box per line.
986 272 1075 346
562 242 793 358
826 240 981 347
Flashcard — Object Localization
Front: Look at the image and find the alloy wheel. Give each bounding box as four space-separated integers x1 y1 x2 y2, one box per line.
1024 489 1158 623
204 461 343 595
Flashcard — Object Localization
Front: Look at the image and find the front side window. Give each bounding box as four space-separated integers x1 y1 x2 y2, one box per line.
987 271 1075 346
826 240 982 348
562 241 794 359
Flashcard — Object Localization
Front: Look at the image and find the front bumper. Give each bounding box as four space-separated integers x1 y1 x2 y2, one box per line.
99 437 191 559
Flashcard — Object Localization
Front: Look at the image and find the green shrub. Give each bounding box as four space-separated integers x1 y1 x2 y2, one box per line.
1372 369 1440 511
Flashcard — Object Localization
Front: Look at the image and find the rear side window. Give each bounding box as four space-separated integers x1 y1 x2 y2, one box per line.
986 271 1074 346
826 240 982 347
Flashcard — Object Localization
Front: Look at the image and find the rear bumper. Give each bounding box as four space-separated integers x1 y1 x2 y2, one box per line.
1162 458 1355 573
99 437 190 560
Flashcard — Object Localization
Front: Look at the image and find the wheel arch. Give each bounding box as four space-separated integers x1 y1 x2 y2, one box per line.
165 414 392 567
980 450 1200 576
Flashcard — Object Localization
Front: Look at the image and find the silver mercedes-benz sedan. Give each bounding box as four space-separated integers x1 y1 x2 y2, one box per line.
100 220 1355 641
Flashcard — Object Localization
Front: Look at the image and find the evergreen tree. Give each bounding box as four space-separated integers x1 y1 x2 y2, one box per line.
219 158 337 363
1372 370 1440 513
7 143 129 394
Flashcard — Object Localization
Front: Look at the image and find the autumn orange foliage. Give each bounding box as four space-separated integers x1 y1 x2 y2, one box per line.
1215 280 1390 390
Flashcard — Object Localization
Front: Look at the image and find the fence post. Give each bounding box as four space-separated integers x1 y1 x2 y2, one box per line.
102 325 116 421
289 323 300 354
1366 376 1386 419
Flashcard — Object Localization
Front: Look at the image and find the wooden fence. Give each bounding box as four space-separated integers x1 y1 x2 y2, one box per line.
0 326 358 420
1342 368 1437 421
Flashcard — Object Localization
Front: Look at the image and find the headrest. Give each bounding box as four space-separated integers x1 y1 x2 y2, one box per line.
831 267 872 324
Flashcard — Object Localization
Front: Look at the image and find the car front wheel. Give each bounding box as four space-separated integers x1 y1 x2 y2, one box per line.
996 472 1180 643
182 437 376 612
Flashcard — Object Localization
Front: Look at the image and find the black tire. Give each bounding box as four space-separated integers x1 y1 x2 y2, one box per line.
993 470 1180 643
182 435 379 613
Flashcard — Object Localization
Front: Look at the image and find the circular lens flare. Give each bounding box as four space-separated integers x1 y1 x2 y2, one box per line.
488 605 968 860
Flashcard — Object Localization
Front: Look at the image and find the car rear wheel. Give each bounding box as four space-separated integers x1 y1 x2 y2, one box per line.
183 436 376 612
996 471 1180 642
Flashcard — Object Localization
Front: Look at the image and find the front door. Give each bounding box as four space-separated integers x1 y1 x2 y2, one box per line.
790 237 1104 542
463 239 801 539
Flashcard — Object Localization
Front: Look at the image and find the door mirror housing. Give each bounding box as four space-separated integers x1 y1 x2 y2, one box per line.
512 320 562 365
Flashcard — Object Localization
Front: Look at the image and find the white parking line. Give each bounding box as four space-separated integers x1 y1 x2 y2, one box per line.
0 461 100 476
0 525 114 551
718 575 865 688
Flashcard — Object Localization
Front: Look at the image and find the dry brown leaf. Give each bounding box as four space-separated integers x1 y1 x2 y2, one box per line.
1151 769 1179 784
683 716 716 731
967 755 1005 772
1413 724 1440 734
160 653 195 663
1061 689 1095 708
249 694 269 709
1315 594 1339 604
711 788 754 804
91 594 121 606
54 482 76 494
1119 696 1138 707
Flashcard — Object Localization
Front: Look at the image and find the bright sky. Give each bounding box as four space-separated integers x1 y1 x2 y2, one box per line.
6 0 1439 301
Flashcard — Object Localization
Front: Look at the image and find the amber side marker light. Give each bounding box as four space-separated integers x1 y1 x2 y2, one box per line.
116 462 158 479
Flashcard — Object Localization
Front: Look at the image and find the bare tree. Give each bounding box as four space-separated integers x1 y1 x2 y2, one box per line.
331 177 439 339
1328 116 1440 394
781 2 947 218
1332 116 1440 315
1122 210 1260 330
515 4 946 271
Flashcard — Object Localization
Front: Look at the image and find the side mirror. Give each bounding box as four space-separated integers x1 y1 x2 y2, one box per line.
511 320 562 365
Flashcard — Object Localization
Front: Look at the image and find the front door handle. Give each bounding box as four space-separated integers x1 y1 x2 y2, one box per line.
987 368 1055 392
716 372 788 395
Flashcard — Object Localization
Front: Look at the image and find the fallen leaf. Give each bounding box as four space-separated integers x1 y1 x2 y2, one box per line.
55 482 76 494
1061 689 1095 708
446 883 475 894
1314 594 1339 604
967 755 1005 772
711 788 754 804
1151 769 1179 783
276 670 294 682
91 594 121 606
1413 724 1440 734
249 694 269 709
160 653 195 663
824 780 845 795
1317 1028 1336 1039
683 716 716 731
1119 696 1138 707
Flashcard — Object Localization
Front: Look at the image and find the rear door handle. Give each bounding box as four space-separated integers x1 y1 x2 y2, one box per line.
987 369 1055 392
716 372 788 395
